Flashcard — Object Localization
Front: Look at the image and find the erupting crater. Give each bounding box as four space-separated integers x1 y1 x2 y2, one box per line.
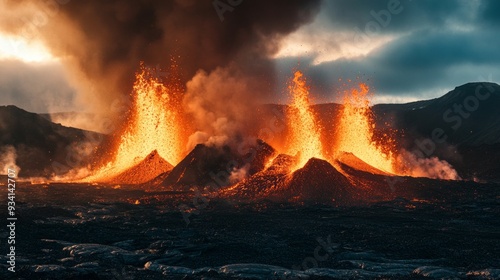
75 65 461 205
280 71 399 176
333 83 398 174
82 62 185 184
284 70 326 170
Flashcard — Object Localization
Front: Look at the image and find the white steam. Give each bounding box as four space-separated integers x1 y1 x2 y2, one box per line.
396 150 461 180
0 146 21 175
229 164 250 184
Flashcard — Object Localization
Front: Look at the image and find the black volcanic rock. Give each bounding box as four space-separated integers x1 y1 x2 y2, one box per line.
284 158 354 203
161 139 275 188
221 154 293 199
265 153 296 174
161 144 232 187
0 105 105 177
224 157 355 205
247 139 276 175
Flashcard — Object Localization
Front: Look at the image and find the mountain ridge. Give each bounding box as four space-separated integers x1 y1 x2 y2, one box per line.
0 105 105 177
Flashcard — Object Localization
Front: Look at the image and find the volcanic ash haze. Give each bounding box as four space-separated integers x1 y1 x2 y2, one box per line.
0 0 321 126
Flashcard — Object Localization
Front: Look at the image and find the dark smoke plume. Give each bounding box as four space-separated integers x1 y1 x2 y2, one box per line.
1 0 321 118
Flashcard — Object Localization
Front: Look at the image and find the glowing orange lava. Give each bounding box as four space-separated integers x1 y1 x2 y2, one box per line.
285 71 325 170
334 83 397 174
83 62 184 182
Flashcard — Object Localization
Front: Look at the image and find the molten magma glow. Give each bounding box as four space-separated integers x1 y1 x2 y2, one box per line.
84 63 183 182
285 71 325 169
335 84 396 174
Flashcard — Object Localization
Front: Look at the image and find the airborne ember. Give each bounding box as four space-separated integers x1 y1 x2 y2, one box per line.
82 63 185 184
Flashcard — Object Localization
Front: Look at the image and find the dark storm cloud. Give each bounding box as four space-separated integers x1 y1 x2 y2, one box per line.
479 0 500 27
318 0 472 33
373 30 500 70
283 0 500 102
304 29 500 98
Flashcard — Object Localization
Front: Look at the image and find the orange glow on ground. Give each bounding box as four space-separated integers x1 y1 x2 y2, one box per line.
83 62 184 182
334 84 397 174
285 71 325 170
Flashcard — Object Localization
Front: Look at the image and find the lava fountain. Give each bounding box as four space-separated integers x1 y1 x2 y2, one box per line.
83 62 185 182
334 83 397 174
285 71 325 170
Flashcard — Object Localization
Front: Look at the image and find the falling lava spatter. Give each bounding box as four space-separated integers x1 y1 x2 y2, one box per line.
285 70 325 170
334 83 397 174
83 62 185 182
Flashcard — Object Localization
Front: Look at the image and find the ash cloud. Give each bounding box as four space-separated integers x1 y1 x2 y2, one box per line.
1 0 320 120
184 66 264 150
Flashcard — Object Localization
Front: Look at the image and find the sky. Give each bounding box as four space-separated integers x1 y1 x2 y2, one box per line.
274 0 500 103
0 0 499 113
